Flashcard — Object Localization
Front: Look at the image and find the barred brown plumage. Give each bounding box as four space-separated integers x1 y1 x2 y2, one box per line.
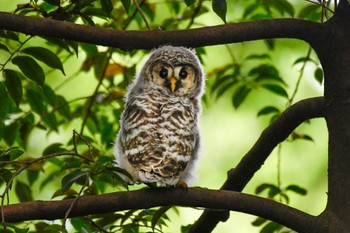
114 46 205 186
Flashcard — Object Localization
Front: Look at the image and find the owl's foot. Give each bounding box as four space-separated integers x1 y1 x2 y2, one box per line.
175 180 188 189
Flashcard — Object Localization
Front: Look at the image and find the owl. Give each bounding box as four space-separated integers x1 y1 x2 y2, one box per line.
114 46 205 187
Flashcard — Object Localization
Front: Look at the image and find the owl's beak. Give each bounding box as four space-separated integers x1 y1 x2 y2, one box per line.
170 77 177 93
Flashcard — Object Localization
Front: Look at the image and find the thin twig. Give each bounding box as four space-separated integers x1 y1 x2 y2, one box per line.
132 0 152 31
186 0 204 29
61 174 90 233
80 49 114 135
288 47 313 106
0 151 87 223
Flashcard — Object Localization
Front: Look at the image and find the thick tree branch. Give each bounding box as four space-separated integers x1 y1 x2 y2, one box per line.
0 11 324 50
190 97 326 232
1 188 327 232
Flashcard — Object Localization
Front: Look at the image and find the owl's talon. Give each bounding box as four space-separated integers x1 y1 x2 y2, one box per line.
175 181 188 192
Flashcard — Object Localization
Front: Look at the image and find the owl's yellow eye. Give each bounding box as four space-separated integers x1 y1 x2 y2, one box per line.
159 68 168 78
179 68 187 79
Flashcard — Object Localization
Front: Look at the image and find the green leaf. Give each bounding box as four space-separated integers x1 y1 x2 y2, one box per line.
255 183 277 195
184 0 196 7
26 87 45 115
270 0 294 16
2 223 29 233
286 184 307 196
298 4 321 21
245 53 271 61
100 0 113 15
121 0 131 14
0 169 13 184
8 147 24 160
43 0 61 6
257 106 280 117
261 221 283 233
251 217 268 226
243 2 259 19
61 170 89 192
212 0 227 23
12 56 45 86
151 206 172 231
0 43 10 53
262 84 288 98
0 30 19 41
22 47 65 75
314 67 323 84
3 69 23 107
15 181 33 202
292 56 315 66
232 85 250 109
4 122 19 146
42 143 65 156
0 82 9 119
43 224 64 232
249 64 285 85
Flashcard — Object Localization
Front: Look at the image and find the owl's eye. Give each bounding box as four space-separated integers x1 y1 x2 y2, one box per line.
159 68 168 79
179 68 188 79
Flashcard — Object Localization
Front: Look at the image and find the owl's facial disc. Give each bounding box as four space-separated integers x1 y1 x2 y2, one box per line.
151 62 196 95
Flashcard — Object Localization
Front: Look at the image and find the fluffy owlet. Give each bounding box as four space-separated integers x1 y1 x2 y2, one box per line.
114 46 204 187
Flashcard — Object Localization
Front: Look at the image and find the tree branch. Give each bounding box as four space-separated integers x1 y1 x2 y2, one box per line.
189 97 326 232
0 11 324 50
2 188 327 233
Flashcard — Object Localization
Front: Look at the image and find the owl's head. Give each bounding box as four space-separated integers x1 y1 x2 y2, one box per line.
139 46 204 97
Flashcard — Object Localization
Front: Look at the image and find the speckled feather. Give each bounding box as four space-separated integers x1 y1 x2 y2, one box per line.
115 46 204 186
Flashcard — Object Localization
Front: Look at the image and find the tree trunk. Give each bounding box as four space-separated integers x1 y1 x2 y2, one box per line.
317 0 350 232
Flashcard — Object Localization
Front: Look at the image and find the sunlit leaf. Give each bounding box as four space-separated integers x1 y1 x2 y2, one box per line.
12 56 45 86
62 170 89 192
212 0 227 23
0 43 10 53
3 69 23 107
2 223 29 233
43 224 64 232
22 47 65 75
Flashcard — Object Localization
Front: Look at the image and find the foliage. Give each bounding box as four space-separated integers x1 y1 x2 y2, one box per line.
0 0 335 232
